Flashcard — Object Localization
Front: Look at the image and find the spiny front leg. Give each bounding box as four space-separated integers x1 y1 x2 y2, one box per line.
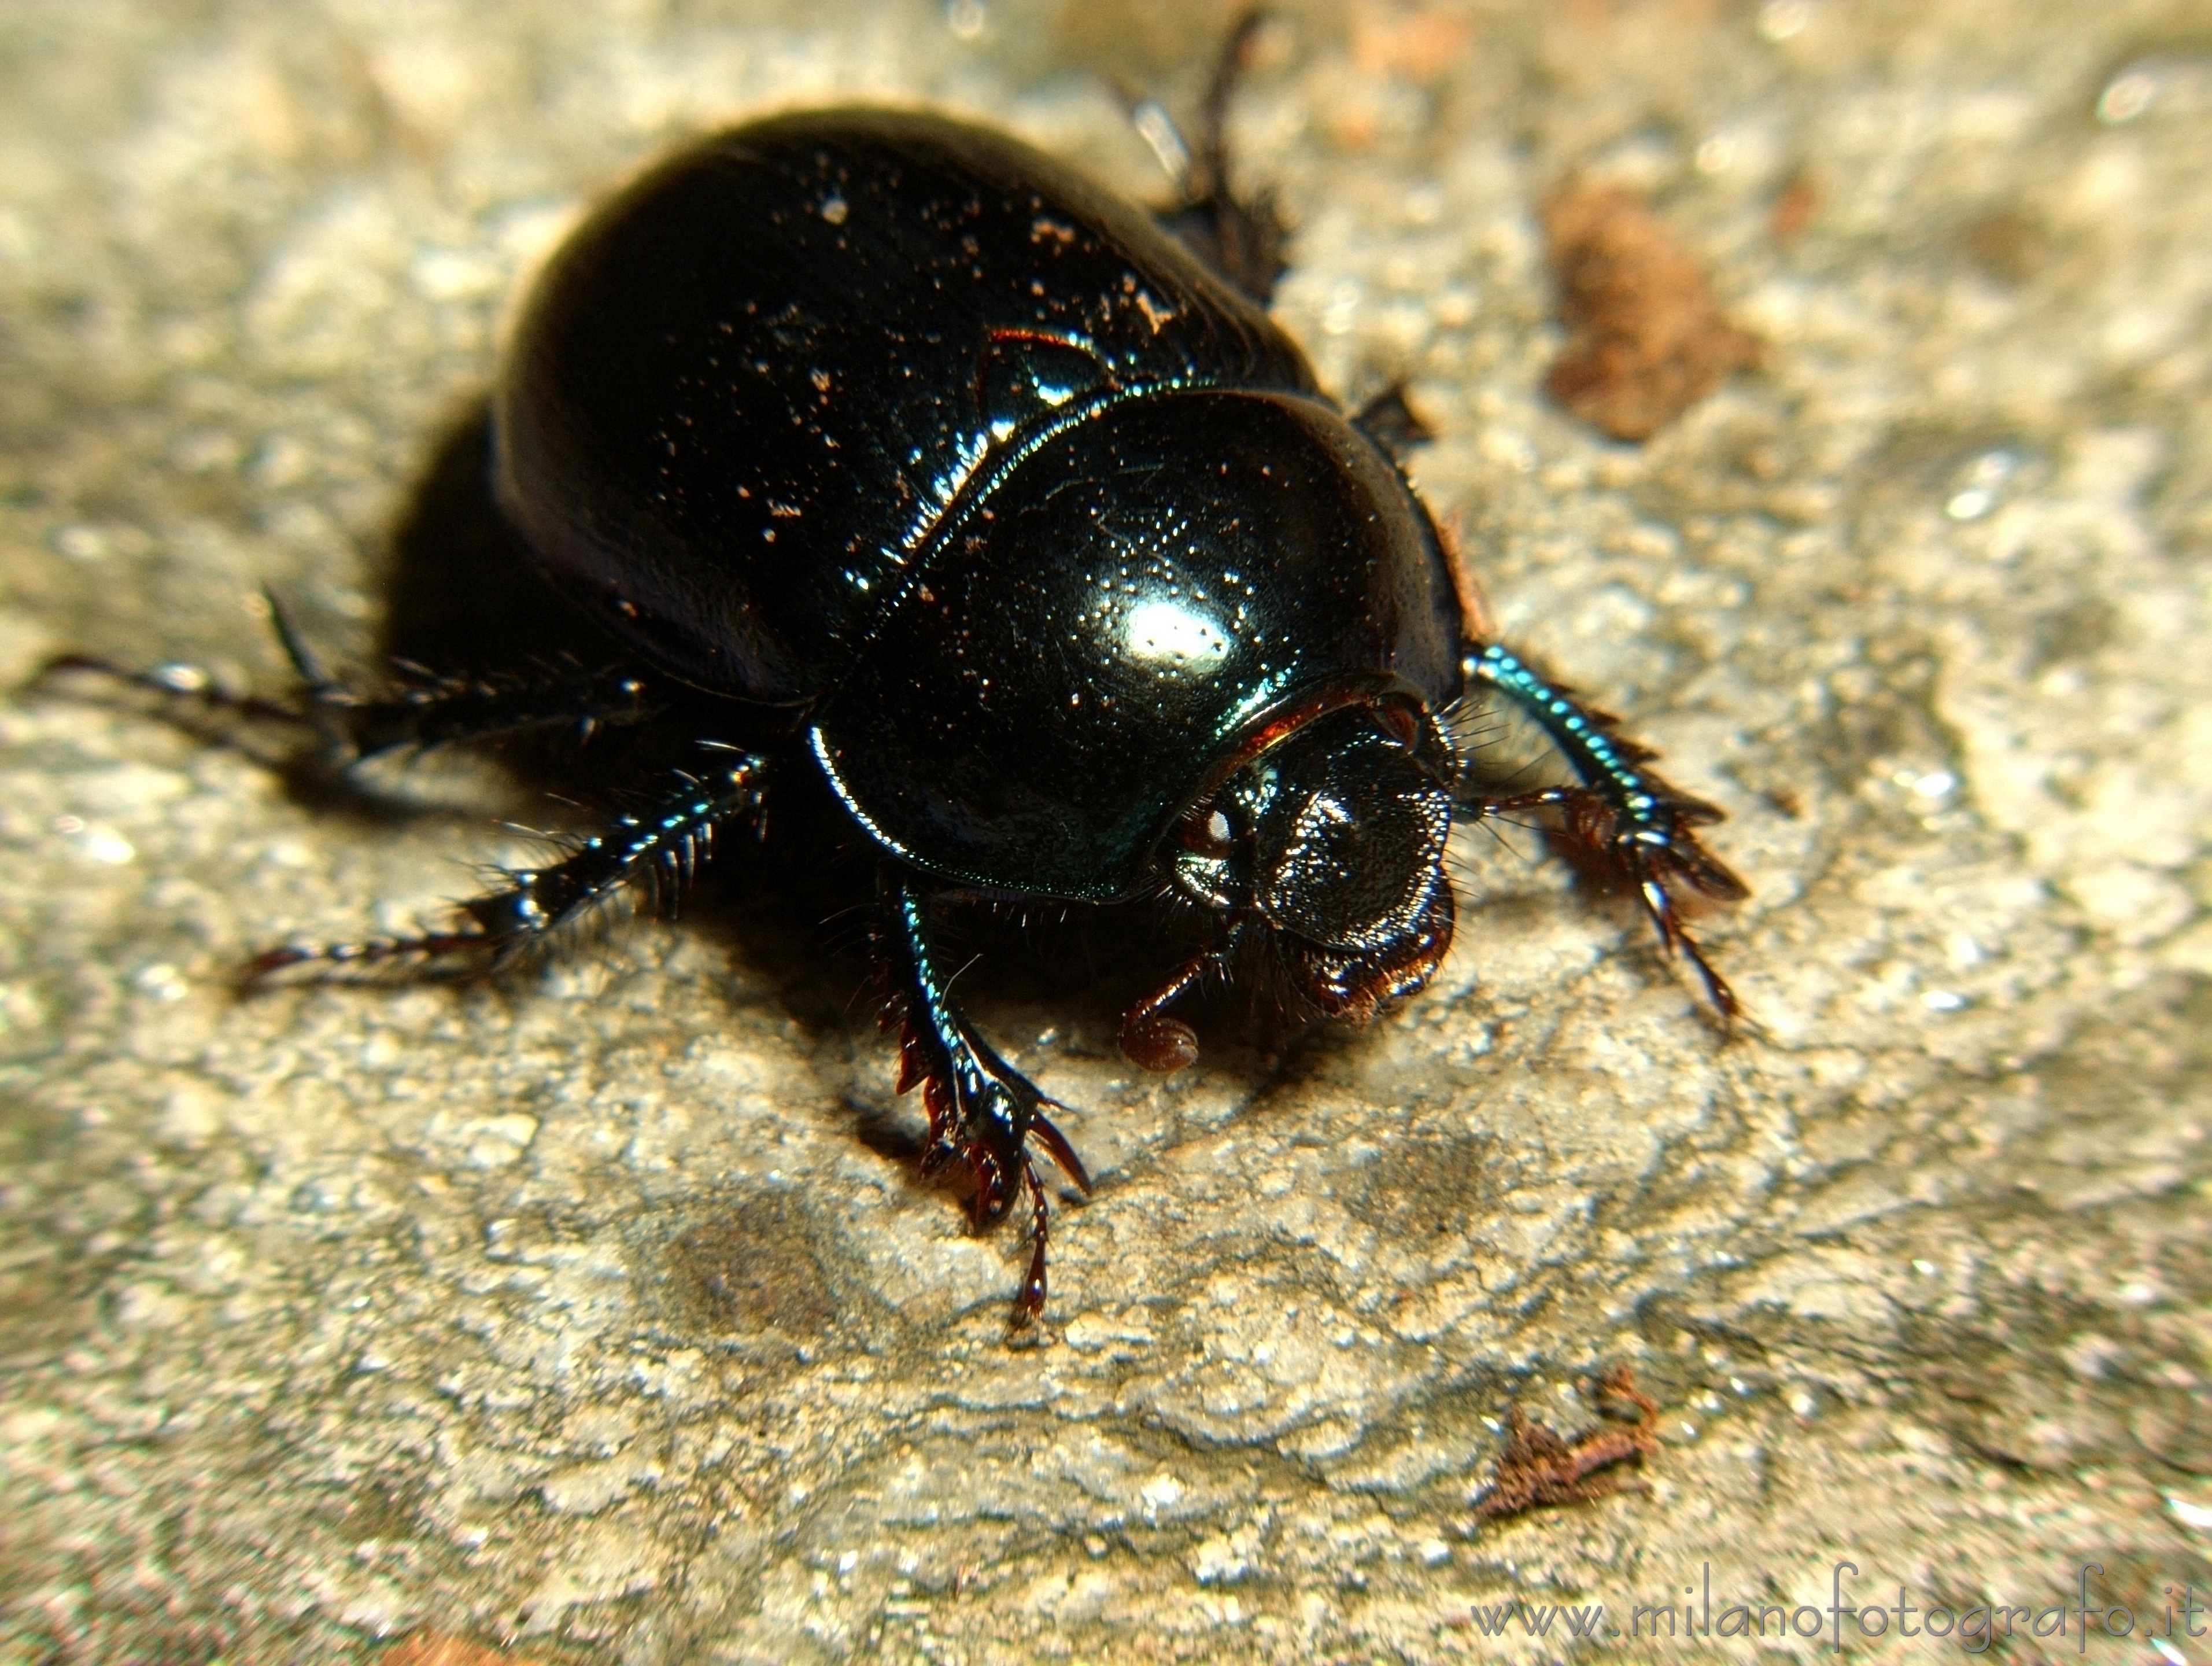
1461 644 1749 1018
248 752 769 986
874 872 1091 1325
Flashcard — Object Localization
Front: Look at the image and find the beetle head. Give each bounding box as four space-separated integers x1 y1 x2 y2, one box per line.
1175 703 1456 1022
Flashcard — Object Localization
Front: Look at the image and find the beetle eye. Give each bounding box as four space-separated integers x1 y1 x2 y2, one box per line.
1374 702 1420 748
1179 803 1237 856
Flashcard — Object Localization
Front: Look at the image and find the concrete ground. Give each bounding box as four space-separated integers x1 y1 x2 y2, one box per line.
2 1 2208 1660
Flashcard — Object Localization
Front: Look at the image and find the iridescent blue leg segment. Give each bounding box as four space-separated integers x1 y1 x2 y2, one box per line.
1462 645 1747 1017
876 872 1090 1325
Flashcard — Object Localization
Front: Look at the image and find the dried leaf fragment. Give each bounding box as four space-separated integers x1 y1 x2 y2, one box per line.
1473 1364 1660 1520
1542 182 1761 441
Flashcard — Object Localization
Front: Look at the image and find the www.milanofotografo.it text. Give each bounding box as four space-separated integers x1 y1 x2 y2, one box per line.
1460 1562 2207 1653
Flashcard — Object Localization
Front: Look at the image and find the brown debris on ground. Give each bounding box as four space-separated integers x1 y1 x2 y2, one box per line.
1768 167 1821 245
1474 1365 1661 1520
1541 180 1762 441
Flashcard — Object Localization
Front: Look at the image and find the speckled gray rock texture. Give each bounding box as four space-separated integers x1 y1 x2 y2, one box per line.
3 2 2209 1662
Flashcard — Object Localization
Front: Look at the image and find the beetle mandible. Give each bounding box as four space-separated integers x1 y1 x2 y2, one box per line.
52 26 1748 1324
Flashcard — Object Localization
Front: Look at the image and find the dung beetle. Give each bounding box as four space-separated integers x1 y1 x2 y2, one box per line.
50 29 1746 1324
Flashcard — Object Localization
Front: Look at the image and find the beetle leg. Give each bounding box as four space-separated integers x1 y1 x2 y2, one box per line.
309 664 659 767
1460 644 1749 1018
36 593 657 769
1349 383 1436 458
1135 9 1287 305
874 872 1091 1326
245 755 769 987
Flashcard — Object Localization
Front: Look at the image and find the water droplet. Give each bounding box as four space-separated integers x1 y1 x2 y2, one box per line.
84 828 136 865
1755 0 1812 43
2097 70 2158 125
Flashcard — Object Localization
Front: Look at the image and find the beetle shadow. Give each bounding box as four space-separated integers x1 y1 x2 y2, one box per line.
372 397 875 1003
379 400 647 762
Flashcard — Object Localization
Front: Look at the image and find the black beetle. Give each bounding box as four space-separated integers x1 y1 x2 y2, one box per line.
51 34 1746 1324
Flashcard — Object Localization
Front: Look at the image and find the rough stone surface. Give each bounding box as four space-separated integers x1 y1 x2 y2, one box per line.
3 2 2210 1661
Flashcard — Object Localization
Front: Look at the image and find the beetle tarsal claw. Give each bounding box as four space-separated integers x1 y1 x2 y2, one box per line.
1028 1109 1092 1194
885 986 1094 1319
1014 1157 1053 1326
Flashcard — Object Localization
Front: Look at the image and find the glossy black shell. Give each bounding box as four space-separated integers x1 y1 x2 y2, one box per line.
496 108 1465 900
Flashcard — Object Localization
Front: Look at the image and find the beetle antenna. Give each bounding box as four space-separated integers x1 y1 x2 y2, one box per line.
1192 8 1272 204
